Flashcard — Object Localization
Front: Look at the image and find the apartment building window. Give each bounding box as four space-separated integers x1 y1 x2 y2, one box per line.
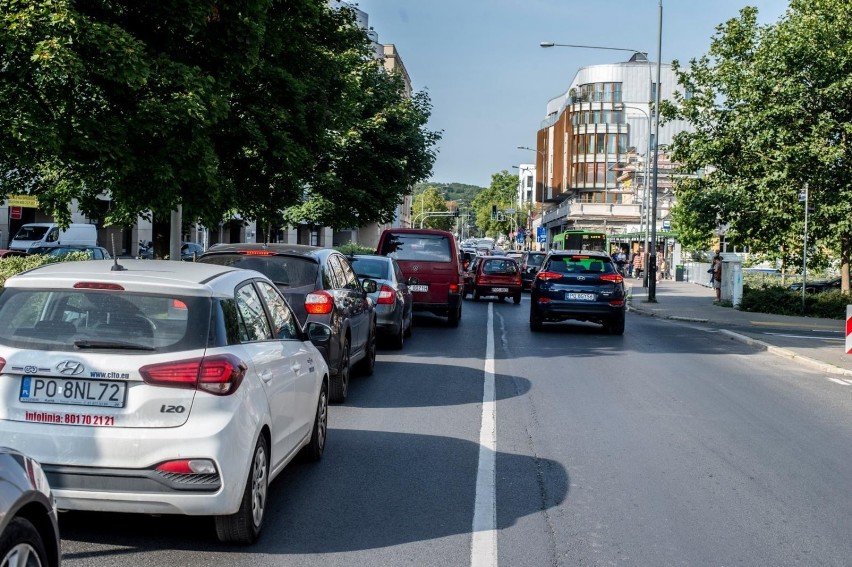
578 82 623 103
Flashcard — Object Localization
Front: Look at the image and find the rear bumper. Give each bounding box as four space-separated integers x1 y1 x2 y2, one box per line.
531 300 625 322
474 284 522 297
413 293 461 317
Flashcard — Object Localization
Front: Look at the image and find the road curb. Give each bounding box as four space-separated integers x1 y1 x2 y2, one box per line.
628 297 852 377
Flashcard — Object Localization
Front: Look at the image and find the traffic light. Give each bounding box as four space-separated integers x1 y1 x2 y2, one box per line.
491 205 497 220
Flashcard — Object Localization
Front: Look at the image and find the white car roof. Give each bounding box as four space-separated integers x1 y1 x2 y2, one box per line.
5 259 261 297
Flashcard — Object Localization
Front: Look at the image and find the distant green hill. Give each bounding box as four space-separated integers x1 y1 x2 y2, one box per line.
413 182 485 205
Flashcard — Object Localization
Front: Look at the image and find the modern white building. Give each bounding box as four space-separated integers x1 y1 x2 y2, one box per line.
533 54 693 243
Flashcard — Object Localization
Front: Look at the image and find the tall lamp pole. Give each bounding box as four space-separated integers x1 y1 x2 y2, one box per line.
648 0 663 302
540 36 659 293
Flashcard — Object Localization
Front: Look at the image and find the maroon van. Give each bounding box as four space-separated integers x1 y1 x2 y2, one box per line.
376 228 463 327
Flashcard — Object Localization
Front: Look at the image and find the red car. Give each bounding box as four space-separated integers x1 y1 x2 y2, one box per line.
466 256 523 304
0 249 27 258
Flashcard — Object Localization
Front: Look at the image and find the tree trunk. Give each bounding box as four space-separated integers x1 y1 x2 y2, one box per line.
841 233 850 295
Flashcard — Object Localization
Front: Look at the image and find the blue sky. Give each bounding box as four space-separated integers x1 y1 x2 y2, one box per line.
351 0 790 187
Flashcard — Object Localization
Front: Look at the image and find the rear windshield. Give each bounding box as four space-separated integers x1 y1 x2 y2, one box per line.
546 255 616 274
0 289 211 353
380 233 452 263
350 257 389 280
526 254 546 268
13 226 49 241
482 258 518 275
199 254 318 287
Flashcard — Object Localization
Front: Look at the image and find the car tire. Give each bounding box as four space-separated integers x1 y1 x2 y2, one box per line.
215 436 269 544
447 303 461 327
513 293 522 305
530 312 543 332
0 517 49 567
330 338 350 403
473 289 481 302
301 381 328 462
607 313 626 335
390 319 405 350
357 325 377 376
403 312 413 338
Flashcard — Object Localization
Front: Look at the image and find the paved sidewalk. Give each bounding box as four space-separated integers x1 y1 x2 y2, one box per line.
627 279 852 377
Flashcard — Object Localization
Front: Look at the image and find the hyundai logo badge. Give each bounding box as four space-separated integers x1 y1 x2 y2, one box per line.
56 360 85 376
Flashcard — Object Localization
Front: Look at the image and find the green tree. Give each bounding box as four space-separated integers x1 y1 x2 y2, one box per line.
662 1 852 291
412 186 452 230
471 170 520 239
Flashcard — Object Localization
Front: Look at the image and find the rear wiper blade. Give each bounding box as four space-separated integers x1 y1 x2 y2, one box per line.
74 340 155 351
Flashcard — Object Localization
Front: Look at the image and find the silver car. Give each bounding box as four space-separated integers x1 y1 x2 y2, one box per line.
350 255 413 349
0 447 60 567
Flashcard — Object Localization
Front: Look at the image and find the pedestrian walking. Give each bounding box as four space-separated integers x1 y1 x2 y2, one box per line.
658 257 667 282
632 250 644 279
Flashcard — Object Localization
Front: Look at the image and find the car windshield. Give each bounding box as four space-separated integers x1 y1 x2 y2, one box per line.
547 255 615 274
351 257 389 280
380 233 452 262
13 226 49 241
527 254 546 267
200 254 318 287
0 288 211 353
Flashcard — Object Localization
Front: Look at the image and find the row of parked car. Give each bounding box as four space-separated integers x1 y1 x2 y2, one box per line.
0 227 468 560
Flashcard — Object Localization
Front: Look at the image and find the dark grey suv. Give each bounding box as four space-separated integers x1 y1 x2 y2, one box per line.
198 243 377 403
529 251 626 334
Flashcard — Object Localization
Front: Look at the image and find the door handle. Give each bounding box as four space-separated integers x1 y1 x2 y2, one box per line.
259 370 273 382
291 363 302 373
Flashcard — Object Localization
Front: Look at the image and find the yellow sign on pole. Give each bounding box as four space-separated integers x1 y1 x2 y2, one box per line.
6 195 39 208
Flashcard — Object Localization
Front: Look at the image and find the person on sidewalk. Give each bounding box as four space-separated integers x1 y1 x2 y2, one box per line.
632 250 644 280
712 253 722 301
658 257 668 282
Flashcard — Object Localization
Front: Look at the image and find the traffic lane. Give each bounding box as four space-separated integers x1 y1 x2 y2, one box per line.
493 309 852 565
57 298 563 566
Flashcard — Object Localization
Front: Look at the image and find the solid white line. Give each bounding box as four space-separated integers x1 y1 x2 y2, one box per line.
471 303 497 567
828 378 851 386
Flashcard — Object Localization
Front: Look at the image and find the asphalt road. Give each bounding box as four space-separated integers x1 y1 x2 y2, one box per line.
59 294 852 566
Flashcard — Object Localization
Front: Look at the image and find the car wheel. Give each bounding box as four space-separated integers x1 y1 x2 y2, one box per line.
607 313 626 335
215 436 269 544
473 289 481 301
0 517 49 567
403 311 413 338
447 303 461 327
530 310 543 332
301 381 328 462
513 293 522 305
330 338 350 403
357 325 377 376
390 318 405 350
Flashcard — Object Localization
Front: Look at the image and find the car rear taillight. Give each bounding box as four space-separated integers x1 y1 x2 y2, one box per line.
600 274 624 284
241 250 275 256
0 357 5 373
305 291 334 315
74 282 125 290
156 459 217 474
537 297 552 304
140 354 247 396
449 283 460 294
377 285 396 305
536 271 564 282
609 300 625 307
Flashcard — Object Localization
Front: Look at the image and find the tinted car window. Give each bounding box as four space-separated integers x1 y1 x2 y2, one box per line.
482 259 518 275
547 255 616 274
199 255 318 287
379 233 452 262
351 257 390 280
336 255 361 291
235 284 273 342
326 255 346 290
526 253 545 268
0 288 206 352
255 281 298 340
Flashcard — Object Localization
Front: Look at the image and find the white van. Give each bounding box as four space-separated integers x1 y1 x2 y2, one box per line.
9 223 98 253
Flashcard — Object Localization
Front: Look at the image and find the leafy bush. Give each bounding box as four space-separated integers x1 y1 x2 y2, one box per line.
0 251 97 287
335 242 375 255
740 284 849 319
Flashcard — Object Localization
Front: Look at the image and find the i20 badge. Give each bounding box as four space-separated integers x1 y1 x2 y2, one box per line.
56 360 85 376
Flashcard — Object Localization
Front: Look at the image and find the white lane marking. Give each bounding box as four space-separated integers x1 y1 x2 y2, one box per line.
828 378 852 386
763 332 844 342
471 302 497 567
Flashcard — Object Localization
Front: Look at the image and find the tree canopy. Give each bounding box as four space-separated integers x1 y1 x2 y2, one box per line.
0 0 440 235
661 0 852 291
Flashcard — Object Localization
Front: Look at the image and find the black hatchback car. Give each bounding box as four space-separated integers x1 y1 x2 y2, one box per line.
529 251 626 334
198 243 377 403
518 251 546 290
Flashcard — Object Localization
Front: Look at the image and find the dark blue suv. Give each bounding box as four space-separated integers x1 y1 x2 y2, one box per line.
529 251 626 334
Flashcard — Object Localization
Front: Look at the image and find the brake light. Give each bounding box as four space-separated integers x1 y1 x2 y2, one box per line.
537 297 552 304
600 274 624 283
305 291 334 315
449 283 460 294
139 354 247 396
609 300 625 307
73 282 125 290
536 271 564 282
241 250 275 256
0 357 5 372
377 285 395 305
171 299 187 310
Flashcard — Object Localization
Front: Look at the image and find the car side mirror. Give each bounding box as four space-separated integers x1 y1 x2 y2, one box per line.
361 278 378 294
305 321 332 347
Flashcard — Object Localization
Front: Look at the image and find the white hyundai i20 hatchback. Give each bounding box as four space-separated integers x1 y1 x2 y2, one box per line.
0 260 331 544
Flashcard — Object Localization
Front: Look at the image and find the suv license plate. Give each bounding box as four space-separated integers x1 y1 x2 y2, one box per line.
20 376 127 408
492 287 509 293
409 285 428 292
567 292 596 301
